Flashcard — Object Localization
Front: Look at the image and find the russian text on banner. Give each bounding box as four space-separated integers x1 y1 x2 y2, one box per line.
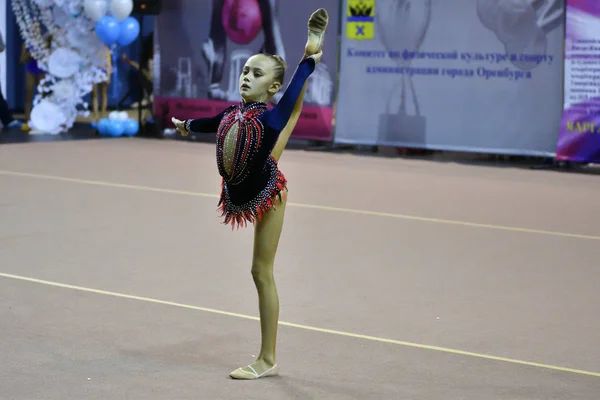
335 0 565 156
556 0 600 163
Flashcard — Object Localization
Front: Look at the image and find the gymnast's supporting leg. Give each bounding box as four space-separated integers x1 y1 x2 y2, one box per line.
229 191 287 379
252 191 288 365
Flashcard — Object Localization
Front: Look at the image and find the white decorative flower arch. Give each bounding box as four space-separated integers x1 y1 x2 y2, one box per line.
11 0 134 134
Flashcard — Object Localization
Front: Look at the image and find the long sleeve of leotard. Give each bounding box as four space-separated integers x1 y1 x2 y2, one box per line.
262 57 316 132
185 106 233 133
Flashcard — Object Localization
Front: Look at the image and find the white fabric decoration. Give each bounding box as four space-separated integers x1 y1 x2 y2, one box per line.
29 99 67 133
48 47 82 78
12 0 112 134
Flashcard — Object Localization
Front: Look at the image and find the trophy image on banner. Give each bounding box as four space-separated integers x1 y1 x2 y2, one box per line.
376 0 432 146
477 0 564 70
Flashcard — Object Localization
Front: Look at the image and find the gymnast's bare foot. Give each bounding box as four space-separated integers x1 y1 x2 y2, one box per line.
229 359 279 380
305 8 329 57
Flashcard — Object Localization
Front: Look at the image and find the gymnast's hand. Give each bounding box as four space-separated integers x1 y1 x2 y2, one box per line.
171 117 187 136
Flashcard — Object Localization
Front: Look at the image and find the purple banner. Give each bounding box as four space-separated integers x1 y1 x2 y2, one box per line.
153 0 339 141
557 0 600 163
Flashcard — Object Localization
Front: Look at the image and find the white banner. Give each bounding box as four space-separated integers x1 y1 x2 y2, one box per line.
335 0 565 156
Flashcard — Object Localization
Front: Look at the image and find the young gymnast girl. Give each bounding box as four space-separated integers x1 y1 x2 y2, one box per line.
171 8 329 380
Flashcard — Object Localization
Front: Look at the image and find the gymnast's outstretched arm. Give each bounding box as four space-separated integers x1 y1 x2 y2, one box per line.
171 106 234 135
270 79 308 162
262 56 316 132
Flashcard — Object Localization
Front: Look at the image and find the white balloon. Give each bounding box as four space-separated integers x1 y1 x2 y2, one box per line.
48 48 82 79
109 111 121 120
119 111 130 120
30 100 66 134
84 0 109 22
109 0 134 21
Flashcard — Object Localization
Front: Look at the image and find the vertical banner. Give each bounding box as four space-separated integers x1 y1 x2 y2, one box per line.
335 0 565 156
154 0 338 141
557 1 600 163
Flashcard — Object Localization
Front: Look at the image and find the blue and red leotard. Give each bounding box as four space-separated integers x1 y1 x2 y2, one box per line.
184 57 315 229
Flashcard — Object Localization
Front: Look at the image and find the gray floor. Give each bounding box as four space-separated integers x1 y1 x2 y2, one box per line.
1 139 598 399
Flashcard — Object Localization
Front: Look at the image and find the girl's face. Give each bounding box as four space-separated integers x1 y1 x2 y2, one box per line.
239 55 281 103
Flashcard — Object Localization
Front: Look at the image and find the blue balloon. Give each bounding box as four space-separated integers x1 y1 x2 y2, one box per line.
118 17 140 46
97 118 111 136
95 16 121 46
108 120 125 137
123 118 139 136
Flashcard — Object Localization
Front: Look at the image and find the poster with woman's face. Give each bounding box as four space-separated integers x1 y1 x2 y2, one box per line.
155 0 338 107
154 0 339 141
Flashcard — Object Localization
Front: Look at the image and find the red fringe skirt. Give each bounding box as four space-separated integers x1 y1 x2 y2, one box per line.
217 161 287 230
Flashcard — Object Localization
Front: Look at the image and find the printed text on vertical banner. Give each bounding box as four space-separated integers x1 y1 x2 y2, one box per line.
335 0 564 156
557 0 600 163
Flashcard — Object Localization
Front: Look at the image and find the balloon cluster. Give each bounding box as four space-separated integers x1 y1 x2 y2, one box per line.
11 0 142 135
97 111 139 137
84 0 140 46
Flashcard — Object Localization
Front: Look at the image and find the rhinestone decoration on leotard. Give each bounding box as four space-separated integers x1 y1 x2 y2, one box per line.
222 122 239 177
218 156 287 230
216 102 268 185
